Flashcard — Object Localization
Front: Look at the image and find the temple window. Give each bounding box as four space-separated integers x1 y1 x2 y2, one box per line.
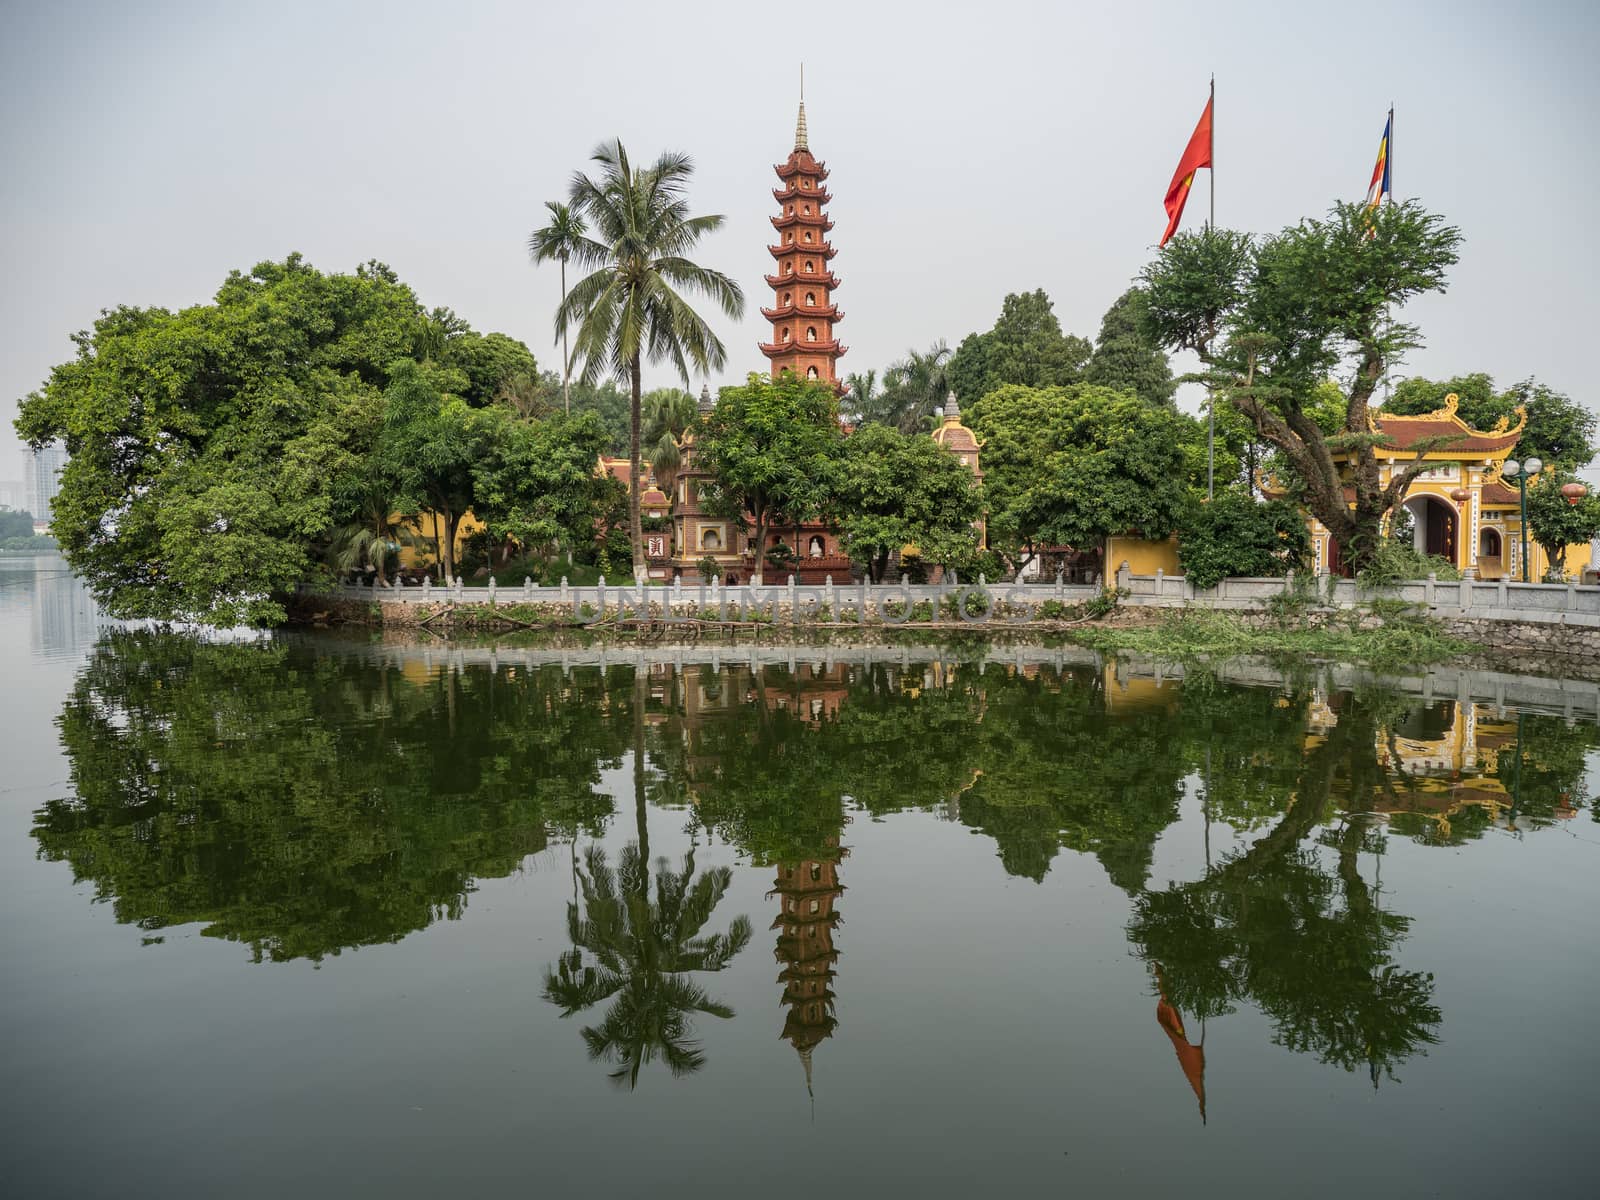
809 899 820 914
783 263 792 275
806 366 819 380
804 260 814 273
788 205 794 216
806 326 817 342
785 232 793 244
782 291 791 305
702 529 722 551
803 204 811 214
809 535 825 557
803 231 814 243
805 291 816 306
809 863 822 881
781 328 791 343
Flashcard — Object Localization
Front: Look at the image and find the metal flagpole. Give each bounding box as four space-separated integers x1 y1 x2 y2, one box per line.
1206 74 1216 499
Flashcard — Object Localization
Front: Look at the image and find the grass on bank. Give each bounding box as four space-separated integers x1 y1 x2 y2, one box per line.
1064 606 1470 668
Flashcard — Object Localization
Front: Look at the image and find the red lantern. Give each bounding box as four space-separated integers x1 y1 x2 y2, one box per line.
1562 482 1588 507
1449 487 1470 503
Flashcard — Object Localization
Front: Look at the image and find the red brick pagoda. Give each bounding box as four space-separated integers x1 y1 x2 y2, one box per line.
760 97 847 389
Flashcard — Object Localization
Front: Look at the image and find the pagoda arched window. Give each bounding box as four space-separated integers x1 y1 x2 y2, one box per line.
801 179 810 189
803 204 811 215
782 292 792 306
788 205 794 216
804 261 814 273
781 328 791 343
804 291 815 306
783 263 792 275
806 326 817 342
803 231 814 243
806 366 819 380
785 232 794 244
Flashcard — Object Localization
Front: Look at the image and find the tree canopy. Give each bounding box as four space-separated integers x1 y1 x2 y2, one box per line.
1525 471 1600 582
1085 288 1175 407
1142 205 1464 572
694 373 842 584
947 290 1092 404
830 421 983 581
966 383 1191 574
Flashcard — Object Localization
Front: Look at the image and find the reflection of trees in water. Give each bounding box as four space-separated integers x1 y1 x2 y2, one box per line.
34 631 626 961
543 843 752 1088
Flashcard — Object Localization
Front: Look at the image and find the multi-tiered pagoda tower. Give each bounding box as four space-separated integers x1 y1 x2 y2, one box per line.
760 99 846 388
771 838 846 1094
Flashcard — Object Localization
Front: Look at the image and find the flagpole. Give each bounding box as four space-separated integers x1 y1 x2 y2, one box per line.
1206 73 1215 500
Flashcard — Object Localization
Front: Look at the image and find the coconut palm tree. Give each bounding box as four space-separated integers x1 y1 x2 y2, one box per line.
881 341 954 433
641 387 697 494
558 141 744 582
528 201 588 415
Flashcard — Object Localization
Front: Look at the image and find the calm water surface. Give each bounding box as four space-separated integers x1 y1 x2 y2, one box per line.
1 558 1596 1198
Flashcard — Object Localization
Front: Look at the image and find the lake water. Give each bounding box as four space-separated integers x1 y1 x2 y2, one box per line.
2 557 1596 1198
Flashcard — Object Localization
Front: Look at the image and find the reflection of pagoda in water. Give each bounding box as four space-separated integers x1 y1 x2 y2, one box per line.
770 836 846 1093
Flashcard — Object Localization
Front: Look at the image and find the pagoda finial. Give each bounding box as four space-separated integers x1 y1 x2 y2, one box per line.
795 63 809 152
944 390 961 422
698 382 714 414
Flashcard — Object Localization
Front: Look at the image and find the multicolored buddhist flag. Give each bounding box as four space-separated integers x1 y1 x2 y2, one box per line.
1161 89 1214 247
1365 109 1393 210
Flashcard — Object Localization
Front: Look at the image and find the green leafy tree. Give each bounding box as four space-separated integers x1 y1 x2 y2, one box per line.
1386 375 1595 471
559 140 745 582
13 255 423 624
1525 471 1600 581
380 360 490 582
967 384 1190 577
1085 288 1175 407
444 330 541 409
1141 205 1464 572
948 289 1092 404
528 200 588 414
0 508 36 539
471 408 619 558
694 374 842 585
1177 494 1312 588
831 422 982 581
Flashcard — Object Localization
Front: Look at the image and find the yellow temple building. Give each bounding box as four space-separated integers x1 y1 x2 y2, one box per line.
1283 393 1589 580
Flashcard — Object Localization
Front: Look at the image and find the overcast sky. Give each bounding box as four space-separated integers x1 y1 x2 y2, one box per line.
2 0 1596 484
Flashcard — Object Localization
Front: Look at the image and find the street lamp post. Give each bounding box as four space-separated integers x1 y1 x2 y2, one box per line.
1500 456 1544 583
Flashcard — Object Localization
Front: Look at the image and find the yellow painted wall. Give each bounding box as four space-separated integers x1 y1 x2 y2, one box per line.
1107 536 1181 576
394 510 487 568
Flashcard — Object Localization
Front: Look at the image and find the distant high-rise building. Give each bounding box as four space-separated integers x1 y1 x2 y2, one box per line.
0 479 26 512
25 443 67 526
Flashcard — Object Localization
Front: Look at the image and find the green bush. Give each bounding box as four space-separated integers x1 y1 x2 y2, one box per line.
1178 494 1312 589
1357 539 1460 587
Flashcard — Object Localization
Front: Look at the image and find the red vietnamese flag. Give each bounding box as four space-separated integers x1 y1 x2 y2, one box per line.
1160 94 1213 246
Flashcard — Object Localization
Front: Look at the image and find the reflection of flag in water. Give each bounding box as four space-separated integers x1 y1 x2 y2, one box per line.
1154 965 1206 1123
1365 109 1393 210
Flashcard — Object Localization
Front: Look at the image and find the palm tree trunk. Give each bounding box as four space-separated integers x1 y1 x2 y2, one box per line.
629 355 645 583
560 258 571 416
634 668 649 866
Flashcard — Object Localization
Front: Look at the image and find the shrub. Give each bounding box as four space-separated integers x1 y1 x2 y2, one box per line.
1357 539 1460 587
1178 494 1311 589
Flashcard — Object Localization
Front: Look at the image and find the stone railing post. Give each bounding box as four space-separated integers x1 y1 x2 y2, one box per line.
524 577 533 602
1570 580 1579 612
560 576 570 604
788 573 797 617
1425 572 1436 607
598 575 607 618
824 575 835 613
422 576 431 601
1155 568 1164 599
453 575 464 602
487 577 497 605
1461 577 1473 613
1056 567 1064 601
1115 561 1131 592
1498 579 1509 609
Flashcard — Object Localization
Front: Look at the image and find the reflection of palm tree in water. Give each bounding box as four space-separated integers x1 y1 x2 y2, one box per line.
544 843 753 1088
543 670 752 1088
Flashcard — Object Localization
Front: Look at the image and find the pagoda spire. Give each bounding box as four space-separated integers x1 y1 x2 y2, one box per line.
760 88 846 390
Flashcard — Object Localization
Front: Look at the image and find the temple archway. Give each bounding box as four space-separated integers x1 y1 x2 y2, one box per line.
1402 495 1459 566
